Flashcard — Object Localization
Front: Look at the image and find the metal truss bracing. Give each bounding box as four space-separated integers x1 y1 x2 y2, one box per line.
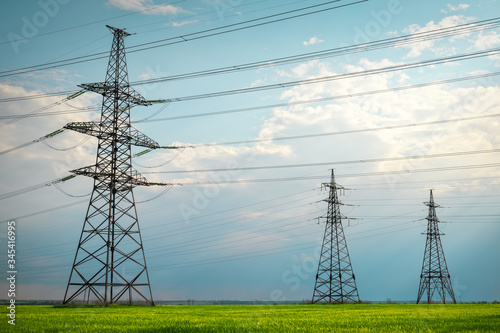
416 190 457 304
77 82 151 106
63 25 158 306
64 121 160 149
312 170 360 304
70 165 151 187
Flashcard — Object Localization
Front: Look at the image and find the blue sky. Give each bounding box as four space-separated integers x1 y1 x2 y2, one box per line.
0 0 499 303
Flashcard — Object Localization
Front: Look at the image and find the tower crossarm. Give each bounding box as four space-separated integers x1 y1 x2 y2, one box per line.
64 122 160 149
321 183 345 189
64 121 101 137
128 126 160 148
106 24 131 37
69 165 146 185
322 198 344 205
69 165 172 187
78 82 151 106
123 86 152 106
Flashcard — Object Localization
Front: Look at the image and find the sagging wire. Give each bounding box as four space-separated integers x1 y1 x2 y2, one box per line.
134 99 171 123
133 146 186 168
136 184 173 204
0 90 85 128
0 104 101 120
0 171 175 201
0 127 92 155
53 182 91 198
40 134 92 151
0 128 66 156
314 213 356 226
0 174 76 201
63 99 101 111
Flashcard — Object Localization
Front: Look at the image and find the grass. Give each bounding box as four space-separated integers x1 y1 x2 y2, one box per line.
2 304 499 332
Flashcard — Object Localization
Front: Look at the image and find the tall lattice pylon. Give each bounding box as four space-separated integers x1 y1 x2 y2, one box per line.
63 26 168 306
416 190 456 304
312 170 360 303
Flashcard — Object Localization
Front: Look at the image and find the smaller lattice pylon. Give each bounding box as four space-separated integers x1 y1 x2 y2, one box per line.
312 169 360 303
416 190 456 304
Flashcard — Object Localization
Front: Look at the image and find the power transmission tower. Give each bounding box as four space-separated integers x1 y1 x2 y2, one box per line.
416 190 456 304
63 26 168 306
312 170 360 303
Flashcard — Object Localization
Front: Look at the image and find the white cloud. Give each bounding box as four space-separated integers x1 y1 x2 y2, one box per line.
400 15 475 58
138 71 155 80
107 0 187 15
398 72 411 84
0 80 99 221
155 137 293 185
250 78 266 87
442 3 470 13
303 36 324 46
472 31 500 50
171 20 199 28
253 59 500 184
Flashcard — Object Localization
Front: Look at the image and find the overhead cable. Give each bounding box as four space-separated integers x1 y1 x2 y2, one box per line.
144 148 500 174
0 0 366 80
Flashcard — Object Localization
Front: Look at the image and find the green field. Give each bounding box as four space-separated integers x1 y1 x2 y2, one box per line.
3 304 499 332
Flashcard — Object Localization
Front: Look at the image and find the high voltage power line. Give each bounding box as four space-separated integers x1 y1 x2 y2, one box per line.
17 210 322 267
8 177 498 236
1 160 498 201
174 162 500 185
129 17 500 86
14 208 499 268
5 71 499 124
11 186 500 277
3 107 497 158
18 209 497 278
142 48 500 103
11 201 498 271
126 0 367 52
14 194 327 262
15 180 497 274
143 149 500 174
0 1 188 46
0 0 366 79
2 15 499 102
182 112 500 147
3 179 498 228
2 176 496 268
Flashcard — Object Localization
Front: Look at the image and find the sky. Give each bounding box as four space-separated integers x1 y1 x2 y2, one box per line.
0 0 499 303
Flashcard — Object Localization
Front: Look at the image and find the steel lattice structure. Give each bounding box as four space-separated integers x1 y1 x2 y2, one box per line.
63 26 168 306
416 190 456 304
312 170 360 303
